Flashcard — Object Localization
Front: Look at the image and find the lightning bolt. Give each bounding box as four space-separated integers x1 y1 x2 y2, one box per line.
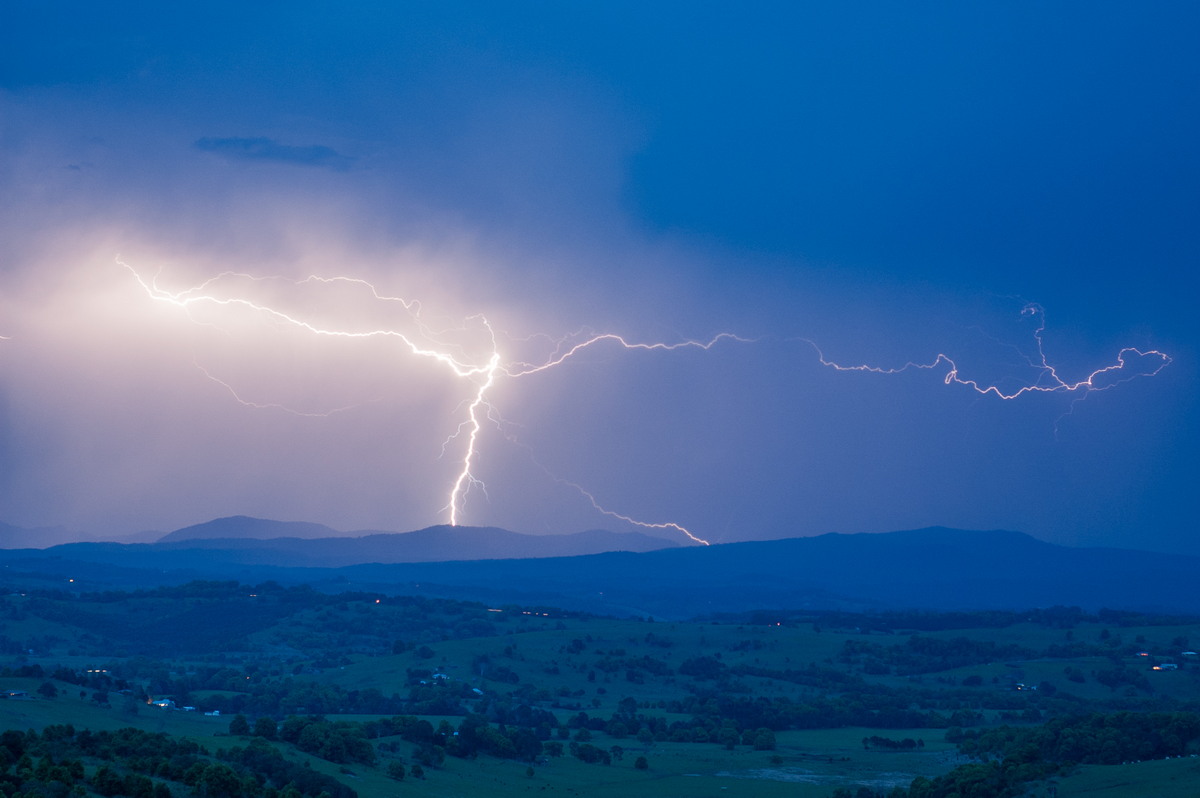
503 330 752 377
120 258 734 543
193 360 371 418
122 261 1170 546
805 302 1171 399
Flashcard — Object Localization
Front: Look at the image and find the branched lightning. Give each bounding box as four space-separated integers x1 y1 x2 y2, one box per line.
121 258 736 542
123 261 1170 546
805 303 1171 399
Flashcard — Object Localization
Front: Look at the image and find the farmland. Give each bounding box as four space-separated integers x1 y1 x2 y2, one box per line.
1 584 1198 796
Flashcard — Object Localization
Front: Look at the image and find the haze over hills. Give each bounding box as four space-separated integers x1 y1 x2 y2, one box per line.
151 520 684 565
0 515 684 557
0 521 79 549
158 515 347 542
0 516 683 565
0 524 1196 619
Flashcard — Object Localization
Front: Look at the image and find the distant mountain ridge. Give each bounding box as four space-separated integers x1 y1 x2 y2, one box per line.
320 526 1200 618
0 525 1197 619
158 516 345 542
1 515 684 561
0 521 77 549
151 519 683 566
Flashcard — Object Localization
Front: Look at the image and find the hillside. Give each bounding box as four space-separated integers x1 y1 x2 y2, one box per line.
0 526 1196 618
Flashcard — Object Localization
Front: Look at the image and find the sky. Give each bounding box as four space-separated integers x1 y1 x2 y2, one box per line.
1 2 1197 553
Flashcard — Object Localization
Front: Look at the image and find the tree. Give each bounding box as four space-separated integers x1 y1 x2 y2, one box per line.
254 716 278 739
752 728 776 751
37 681 57 699
200 763 244 797
387 761 406 781
634 756 648 770
229 714 251 736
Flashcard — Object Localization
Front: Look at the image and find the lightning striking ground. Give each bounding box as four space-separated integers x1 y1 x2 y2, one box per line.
121 259 738 543
123 262 1171 545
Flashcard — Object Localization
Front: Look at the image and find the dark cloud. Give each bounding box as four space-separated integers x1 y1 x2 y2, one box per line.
194 137 354 171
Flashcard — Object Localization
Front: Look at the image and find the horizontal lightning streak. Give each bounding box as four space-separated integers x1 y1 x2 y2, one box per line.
505 331 753 378
805 304 1171 400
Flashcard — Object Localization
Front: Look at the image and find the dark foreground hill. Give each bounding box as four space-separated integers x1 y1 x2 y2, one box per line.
0 526 1196 619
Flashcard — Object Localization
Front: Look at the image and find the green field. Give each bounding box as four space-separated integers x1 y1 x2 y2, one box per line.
1 585 1198 797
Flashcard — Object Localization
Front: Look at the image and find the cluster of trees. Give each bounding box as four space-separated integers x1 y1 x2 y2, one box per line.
0 581 557 661
840 636 1035 676
0 722 360 798
957 712 1200 766
560 698 779 750
724 605 1197 634
65 654 411 718
0 724 350 796
218 738 353 798
893 712 1200 798
730 662 865 690
667 690 958 732
861 736 924 751
1092 666 1153 693
263 716 375 766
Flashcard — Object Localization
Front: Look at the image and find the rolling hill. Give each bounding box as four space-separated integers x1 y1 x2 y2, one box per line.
0 524 1195 619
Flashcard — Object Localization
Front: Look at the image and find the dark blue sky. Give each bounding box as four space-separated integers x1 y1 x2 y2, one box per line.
1 2 1196 552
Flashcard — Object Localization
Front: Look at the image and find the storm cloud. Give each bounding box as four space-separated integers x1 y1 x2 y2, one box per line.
0 3 1195 554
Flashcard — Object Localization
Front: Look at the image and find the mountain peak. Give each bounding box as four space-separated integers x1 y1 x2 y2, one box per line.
158 516 343 542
